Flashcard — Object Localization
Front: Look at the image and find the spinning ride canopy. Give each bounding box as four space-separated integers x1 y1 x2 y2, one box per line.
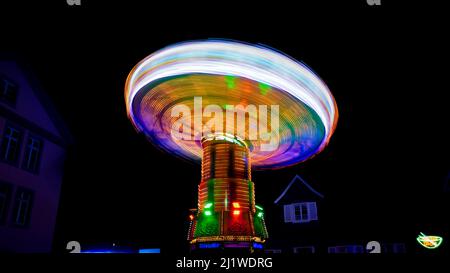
125 40 338 170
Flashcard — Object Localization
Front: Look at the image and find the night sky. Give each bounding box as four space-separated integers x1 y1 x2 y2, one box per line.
1 1 448 255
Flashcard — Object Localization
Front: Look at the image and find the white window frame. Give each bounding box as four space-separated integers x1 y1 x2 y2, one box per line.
23 136 42 172
14 190 33 226
1 125 22 163
284 202 318 223
0 76 18 104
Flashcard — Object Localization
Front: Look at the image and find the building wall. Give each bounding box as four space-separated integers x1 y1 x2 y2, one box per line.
0 116 66 252
267 176 325 253
265 203 323 253
0 60 67 253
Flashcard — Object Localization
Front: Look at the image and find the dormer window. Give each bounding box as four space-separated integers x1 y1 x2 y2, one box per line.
0 76 18 106
284 202 318 223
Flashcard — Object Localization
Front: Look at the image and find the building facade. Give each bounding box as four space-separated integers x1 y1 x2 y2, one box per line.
266 175 324 253
266 175 406 254
0 55 70 252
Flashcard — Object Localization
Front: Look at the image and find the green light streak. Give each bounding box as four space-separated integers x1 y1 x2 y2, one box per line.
258 82 271 95
225 190 228 211
225 75 236 89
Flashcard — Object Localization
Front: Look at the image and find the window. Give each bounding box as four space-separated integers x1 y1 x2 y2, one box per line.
383 243 406 253
264 249 282 254
328 245 364 254
392 243 406 253
293 246 315 254
0 182 13 225
12 188 34 227
284 202 318 223
0 76 18 105
0 125 23 164
22 136 43 172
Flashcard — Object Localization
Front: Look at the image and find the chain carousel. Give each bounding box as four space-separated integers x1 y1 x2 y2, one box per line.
125 39 338 252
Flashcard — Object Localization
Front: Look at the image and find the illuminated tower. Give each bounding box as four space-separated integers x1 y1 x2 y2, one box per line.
125 40 338 252
191 135 268 249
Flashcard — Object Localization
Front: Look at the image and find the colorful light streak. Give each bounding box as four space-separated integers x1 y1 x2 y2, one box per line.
199 243 221 249
138 248 161 254
125 39 338 169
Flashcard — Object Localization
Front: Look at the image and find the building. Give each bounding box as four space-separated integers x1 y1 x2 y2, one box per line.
265 175 324 254
266 175 407 254
0 55 71 253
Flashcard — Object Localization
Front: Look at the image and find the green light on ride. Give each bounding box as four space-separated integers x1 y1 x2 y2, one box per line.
257 212 264 218
258 82 271 95
204 202 213 216
204 210 212 216
255 205 263 211
225 75 236 89
224 104 233 110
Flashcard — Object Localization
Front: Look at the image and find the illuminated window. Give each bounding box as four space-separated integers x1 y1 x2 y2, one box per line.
22 136 43 173
284 202 318 223
0 125 23 164
0 182 12 225
0 76 18 105
12 188 34 227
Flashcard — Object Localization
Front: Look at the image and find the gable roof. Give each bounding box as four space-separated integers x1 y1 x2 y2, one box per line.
274 175 324 204
0 52 73 146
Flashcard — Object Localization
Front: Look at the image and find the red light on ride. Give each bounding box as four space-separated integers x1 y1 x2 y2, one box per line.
232 202 241 216
189 214 194 221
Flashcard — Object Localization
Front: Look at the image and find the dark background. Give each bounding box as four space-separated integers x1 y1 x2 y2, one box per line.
1 0 448 255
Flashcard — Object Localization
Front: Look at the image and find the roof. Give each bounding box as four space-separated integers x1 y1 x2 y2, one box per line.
274 175 324 204
0 52 73 146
